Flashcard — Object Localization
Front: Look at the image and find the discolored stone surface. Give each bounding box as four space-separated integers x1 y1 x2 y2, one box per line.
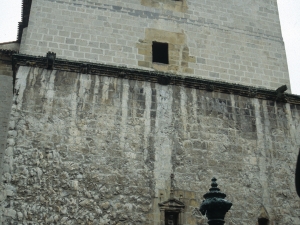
140 0 188 13
137 28 195 74
1 66 300 224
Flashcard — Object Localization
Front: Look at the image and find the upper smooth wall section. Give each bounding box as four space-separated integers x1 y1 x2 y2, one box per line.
20 0 290 90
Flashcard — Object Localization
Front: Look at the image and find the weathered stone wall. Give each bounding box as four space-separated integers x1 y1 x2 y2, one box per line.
0 47 16 223
0 67 13 168
2 66 300 224
20 0 290 90
0 74 13 224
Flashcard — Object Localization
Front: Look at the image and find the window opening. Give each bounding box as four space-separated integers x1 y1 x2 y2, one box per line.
152 42 169 64
258 218 269 225
165 212 178 225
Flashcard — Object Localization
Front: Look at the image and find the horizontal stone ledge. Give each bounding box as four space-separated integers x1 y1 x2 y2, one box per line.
11 52 300 105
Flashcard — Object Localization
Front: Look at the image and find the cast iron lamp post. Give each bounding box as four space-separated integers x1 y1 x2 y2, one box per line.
200 178 232 225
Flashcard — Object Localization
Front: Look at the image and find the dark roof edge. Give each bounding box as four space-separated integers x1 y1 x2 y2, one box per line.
17 0 32 42
0 43 19 56
12 52 300 105
0 41 19 45
0 49 19 56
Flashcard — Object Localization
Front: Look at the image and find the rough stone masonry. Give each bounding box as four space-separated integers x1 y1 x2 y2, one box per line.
1 66 300 224
0 0 297 224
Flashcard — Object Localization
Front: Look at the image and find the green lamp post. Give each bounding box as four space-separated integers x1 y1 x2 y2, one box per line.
200 178 232 225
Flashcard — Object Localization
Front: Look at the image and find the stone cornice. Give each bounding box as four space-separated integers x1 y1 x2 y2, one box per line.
12 53 300 104
0 49 19 56
0 49 18 64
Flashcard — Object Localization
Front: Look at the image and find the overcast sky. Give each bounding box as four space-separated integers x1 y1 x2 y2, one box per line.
0 0 299 94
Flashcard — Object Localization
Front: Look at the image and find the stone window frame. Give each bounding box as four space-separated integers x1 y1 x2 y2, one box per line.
158 197 185 225
137 28 195 74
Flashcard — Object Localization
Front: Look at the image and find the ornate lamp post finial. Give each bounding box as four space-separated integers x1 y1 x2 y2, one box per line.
200 178 232 225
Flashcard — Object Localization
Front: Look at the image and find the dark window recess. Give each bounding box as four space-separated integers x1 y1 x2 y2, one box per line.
165 212 178 225
152 42 169 64
258 218 269 225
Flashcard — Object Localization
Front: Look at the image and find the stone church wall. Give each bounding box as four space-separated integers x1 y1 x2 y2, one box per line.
1 66 300 224
0 72 13 181
0 61 13 165
20 0 290 90
0 74 13 223
0 48 16 223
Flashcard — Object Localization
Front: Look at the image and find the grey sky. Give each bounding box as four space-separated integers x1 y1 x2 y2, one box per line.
277 0 300 95
0 0 299 94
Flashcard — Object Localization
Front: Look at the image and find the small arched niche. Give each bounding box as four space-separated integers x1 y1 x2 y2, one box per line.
257 205 270 225
158 197 185 225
